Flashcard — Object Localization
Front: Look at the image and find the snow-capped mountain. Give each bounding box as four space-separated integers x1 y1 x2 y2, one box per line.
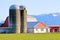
34 13 60 25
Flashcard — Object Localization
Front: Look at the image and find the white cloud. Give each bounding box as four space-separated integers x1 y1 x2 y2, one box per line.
27 16 38 22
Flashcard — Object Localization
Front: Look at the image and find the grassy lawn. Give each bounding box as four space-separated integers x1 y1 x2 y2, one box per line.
0 33 60 40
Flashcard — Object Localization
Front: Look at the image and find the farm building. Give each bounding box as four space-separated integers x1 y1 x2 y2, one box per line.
0 17 12 33
27 22 50 33
49 25 60 32
34 22 50 33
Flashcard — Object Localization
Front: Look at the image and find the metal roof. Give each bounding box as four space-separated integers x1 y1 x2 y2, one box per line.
9 5 19 9
27 22 38 28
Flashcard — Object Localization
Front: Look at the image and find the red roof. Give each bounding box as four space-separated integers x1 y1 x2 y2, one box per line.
0 17 8 27
34 22 46 28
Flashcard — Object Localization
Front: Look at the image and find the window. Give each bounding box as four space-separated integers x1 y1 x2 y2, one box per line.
41 28 44 31
36 28 38 31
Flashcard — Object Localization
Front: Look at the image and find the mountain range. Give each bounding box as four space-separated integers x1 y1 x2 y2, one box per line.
33 13 60 25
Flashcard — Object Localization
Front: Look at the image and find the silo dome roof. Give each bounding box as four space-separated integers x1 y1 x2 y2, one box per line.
9 5 19 9
20 6 25 10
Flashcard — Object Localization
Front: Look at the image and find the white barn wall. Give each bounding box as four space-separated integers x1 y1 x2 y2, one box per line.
34 28 50 33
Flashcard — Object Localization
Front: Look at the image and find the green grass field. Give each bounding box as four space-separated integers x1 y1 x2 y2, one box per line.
0 33 60 40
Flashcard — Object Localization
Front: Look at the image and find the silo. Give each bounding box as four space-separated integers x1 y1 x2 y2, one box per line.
9 5 20 33
20 6 27 33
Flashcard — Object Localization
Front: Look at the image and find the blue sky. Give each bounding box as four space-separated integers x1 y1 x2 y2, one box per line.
0 0 60 21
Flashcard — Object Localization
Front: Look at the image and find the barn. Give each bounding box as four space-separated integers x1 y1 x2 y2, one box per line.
49 25 60 32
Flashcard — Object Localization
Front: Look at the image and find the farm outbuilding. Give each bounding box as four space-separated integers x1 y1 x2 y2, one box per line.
34 22 50 33
49 25 60 32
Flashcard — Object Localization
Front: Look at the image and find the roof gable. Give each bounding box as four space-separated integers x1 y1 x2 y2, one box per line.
34 22 46 28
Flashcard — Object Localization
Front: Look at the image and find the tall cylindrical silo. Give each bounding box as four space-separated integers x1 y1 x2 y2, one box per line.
20 6 27 33
9 5 20 33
